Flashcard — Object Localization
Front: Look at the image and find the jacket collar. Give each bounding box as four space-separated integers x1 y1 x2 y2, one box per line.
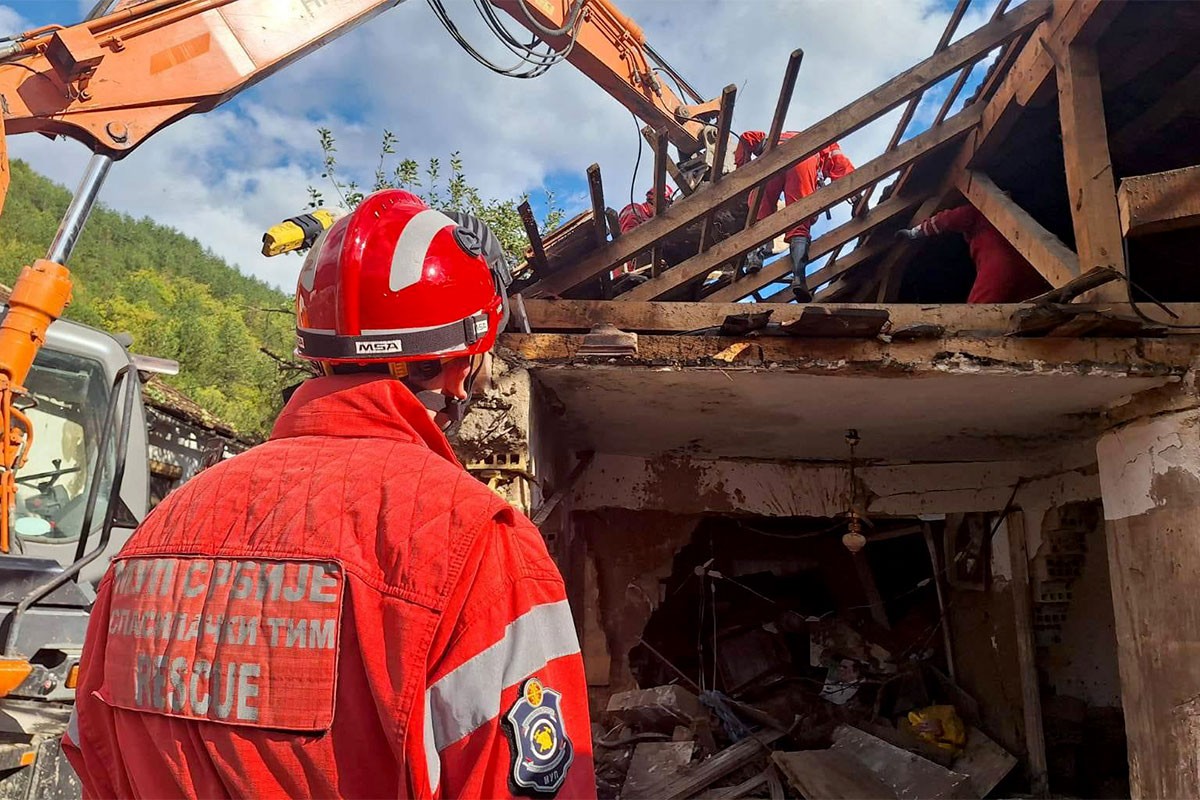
270 374 461 466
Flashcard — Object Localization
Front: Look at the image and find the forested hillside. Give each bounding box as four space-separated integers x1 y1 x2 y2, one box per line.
0 159 299 438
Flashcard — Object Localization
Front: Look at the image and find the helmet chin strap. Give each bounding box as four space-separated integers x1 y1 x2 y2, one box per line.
405 352 488 434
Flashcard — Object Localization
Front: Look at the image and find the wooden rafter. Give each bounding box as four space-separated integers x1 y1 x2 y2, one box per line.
521 0 1050 300
1117 165 1200 238
620 107 983 301
1056 40 1125 301
863 0 1126 302
956 170 1080 287
705 193 923 303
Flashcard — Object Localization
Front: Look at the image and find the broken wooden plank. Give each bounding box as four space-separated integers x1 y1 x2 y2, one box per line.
622 741 695 800
523 2 1051 299
1023 265 1117 305
707 192 925 303
1117 165 1200 238
1056 40 1125 301
831 725 971 800
956 170 1080 288
623 108 982 301
586 163 608 247
651 127 670 278
519 200 549 277
955 726 1018 799
781 307 890 338
634 730 787 800
1007 305 1167 338
773 749 898 800
700 84 739 252
698 769 769 800
720 310 772 337
745 48 805 232
1006 509 1048 797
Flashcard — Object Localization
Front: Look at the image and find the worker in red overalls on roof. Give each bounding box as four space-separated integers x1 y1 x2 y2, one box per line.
895 203 1051 303
734 131 856 302
62 189 596 800
613 185 674 279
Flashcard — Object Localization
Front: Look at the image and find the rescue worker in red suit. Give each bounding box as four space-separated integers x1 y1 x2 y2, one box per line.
895 204 1051 303
62 189 597 800
734 130 856 302
613 186 674 279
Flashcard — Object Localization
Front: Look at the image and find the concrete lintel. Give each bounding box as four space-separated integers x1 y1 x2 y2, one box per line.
515 300 1200 336
501 332 1194 379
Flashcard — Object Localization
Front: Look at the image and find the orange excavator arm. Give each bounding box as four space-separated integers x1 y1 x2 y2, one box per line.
0 0 407 214
0 0 715 553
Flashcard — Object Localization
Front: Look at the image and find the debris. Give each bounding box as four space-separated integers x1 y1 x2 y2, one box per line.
720 310 772 336
621 741 695 800
578 323 638 357
905 705 966 755
714 626 792 694
712 341 754 363
830 724 971 800
774 749 899 799
953 726 1017 799
628 730 787 800
819 659 862 706
700 691 754 742
781 306 890 338
699 766 784 800
888 323 946 341
607 685 709 734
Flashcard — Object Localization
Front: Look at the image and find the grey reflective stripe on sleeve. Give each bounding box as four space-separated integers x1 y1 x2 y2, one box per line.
66 708 79 745
389 209 457 291
426 599 580 753
424 691 441 794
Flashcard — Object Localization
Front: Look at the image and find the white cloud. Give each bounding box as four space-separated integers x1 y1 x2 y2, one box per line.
4 0 1000 291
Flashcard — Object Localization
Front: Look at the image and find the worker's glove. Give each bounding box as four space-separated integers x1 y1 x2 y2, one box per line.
894 227 924 241
742 244 772 274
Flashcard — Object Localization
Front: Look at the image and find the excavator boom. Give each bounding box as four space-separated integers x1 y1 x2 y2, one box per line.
0 0 407 214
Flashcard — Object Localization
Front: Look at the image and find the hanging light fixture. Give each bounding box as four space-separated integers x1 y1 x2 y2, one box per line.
842 429 867 554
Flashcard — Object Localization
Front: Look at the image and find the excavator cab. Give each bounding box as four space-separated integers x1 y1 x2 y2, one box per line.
0 312 149 798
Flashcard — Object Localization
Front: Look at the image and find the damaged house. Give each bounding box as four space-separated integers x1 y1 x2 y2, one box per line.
456 1 1200 798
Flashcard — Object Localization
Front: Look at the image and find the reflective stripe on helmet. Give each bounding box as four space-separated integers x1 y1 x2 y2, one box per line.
389 209 458 292
297 313 490 361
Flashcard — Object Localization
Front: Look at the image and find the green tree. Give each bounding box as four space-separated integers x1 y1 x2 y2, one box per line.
0 159 299 439
307 129 563 271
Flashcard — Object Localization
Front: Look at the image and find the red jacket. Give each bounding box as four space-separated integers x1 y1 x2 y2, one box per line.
917 205 1051 303
63 374 596 799
739 130 855 241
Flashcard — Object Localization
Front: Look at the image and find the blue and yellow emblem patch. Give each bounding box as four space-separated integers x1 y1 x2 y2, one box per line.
503 677 574 796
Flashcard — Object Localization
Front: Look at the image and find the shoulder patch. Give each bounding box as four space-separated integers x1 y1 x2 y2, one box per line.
503 678 574 796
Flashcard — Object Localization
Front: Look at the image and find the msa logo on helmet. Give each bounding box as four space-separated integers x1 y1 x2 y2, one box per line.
355 339 404 355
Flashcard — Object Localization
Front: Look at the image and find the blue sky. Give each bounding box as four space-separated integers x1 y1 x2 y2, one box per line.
1 0 1000 292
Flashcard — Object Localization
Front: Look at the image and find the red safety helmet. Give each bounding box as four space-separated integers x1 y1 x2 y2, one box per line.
294 190 509 371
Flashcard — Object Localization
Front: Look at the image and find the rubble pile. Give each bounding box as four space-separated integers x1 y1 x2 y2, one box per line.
600 616 1018 799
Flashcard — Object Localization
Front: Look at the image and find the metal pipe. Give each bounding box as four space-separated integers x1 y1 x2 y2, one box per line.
47 154 113 265
643 41 704 104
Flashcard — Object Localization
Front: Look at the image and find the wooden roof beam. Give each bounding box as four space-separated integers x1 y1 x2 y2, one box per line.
1118 165 1200 238
704 192 924 303
521 0 1051 299
1057 40 1125 301
957 170 1080 287
620 107 982 301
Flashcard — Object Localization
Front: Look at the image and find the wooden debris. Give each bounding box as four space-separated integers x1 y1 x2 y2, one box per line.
621 741 694 800
830 725 971 800
889 323 946 341
607 685 709 734
954 727 1018 799
1008 304 1167 338
720 310 772 336
773 749 899 799
577 323 638 357
781 306 891 338
629 730 786 800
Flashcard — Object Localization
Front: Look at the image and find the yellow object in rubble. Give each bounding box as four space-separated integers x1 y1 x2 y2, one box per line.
907 705 966 752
